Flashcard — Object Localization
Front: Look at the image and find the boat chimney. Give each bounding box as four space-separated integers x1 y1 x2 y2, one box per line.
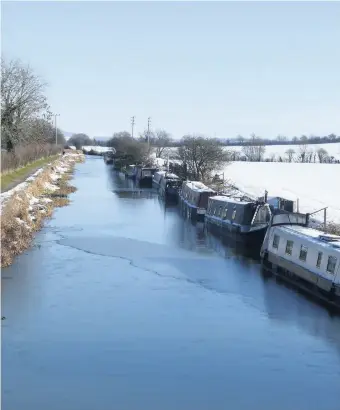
264 190 268 203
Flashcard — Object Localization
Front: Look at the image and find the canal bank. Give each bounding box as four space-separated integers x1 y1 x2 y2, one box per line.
0 152 84 267
2 157 340 410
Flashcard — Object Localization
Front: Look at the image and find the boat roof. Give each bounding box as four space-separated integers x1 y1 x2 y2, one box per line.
154 170 167 175
210 195 254 205
165 173 180 179
277 225 340 251
184 181 216 193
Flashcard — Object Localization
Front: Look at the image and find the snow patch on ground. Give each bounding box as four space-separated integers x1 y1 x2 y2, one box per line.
44 182 59 192
223 162 340 224
15 217 31 230
0 153 84 212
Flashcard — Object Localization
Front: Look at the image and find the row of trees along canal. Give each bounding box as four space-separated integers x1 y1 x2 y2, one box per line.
107 132 229 182
1 58 66 173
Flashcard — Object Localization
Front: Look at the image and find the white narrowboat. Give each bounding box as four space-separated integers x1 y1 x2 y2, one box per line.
261 213 340 307
179 181 217 221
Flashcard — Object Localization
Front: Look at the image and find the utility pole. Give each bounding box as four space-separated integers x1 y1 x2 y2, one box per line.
147 117 151 149
53 114 60 145
131 116 135 138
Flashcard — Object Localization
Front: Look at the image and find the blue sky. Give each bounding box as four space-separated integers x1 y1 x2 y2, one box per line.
2 1 340 139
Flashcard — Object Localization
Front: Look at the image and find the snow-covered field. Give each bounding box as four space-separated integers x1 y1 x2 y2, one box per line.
224 162 340 224
164 142 340 162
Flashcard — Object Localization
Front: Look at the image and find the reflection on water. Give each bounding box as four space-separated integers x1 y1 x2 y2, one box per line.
2 158 340 410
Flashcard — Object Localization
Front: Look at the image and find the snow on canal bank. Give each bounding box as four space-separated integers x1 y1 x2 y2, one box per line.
224 162 340 224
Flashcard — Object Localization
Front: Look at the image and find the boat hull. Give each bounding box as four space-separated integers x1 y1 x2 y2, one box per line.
179 197 206 222
262 251 340 310
205 216 267 247
159 187 179 204
137 176 153 187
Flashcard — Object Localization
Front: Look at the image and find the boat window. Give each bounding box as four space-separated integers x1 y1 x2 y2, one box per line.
223 207 228 219
232 209 236 220
316 252 323 268
285 240 293 255
219 206 223 217
326 256 337 274
299 245 308 262
272 234 280 249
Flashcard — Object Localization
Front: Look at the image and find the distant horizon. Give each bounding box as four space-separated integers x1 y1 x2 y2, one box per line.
3 1 339 138
64 132 340 141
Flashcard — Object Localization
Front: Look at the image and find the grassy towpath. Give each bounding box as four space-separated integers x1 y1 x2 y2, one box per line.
1 155 60 193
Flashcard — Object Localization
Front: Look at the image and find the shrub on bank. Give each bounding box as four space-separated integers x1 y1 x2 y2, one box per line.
1 144 62 174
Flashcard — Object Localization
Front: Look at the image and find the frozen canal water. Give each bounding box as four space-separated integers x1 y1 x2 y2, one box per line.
2 157 340 410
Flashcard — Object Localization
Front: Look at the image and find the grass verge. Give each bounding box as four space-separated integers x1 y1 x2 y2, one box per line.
1 155 60 192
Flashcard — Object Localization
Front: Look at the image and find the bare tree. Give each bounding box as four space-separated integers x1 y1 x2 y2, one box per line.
317 148 328 163
229 150 241 161
24 118 65 146
1 58 49 150
242 134 266 161
138 129 173 158
285 148 295 162
176 135 229 181
152 129 172 158
297 144 309 163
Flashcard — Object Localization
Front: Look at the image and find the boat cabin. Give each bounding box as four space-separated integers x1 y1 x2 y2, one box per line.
180 181 216 209
179 181 217 220
262 223 340 303
125 164 137 178
263 196 296 213
159 173 182 201
153 170 167 187
160 173 182 189
135 167 158 186
206 196 272 236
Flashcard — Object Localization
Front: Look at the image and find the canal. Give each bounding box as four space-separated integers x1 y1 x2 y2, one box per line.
2 157 340 410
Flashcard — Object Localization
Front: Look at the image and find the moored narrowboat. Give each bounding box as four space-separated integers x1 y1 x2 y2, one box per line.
260 212 340 308
159 173 182 203
152 170 167 189
103 151 114 164
125 165 137 179
135 167 158 187
205 196 272 244
179 181 217 221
